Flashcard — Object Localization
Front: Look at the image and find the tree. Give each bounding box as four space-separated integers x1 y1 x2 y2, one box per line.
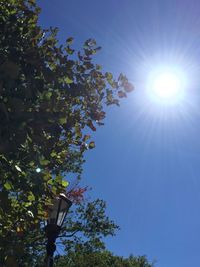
54 250 153 267
15 198 153 267
0 0 133 264
11 198 120 266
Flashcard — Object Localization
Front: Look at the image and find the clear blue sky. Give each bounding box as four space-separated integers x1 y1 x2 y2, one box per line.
38 1 200 266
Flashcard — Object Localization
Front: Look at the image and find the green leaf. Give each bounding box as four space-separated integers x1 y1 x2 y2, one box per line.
83 134 90 142
62 180 69 187
44 91 52 100
105 72 113 81
84 39 96 48
4 182 12 190
39 159 50 166
88 141 95 149
50 151 57 157
64 77 73 84
43 171 51 181
0 154 8 162
59 117 67 124
96 64 102 70
24 202 32 207
65 45 75 55
52 185 57 195
75 124 82 138
66 37 74 44
29 161 35 167
27 192 35 202
55 175 62 183
47 179 54 185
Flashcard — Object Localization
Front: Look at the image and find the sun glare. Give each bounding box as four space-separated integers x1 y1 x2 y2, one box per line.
147 66 186 106
152 72 180 99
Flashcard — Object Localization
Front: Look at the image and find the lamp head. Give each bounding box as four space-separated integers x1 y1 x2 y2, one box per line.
46 193 72 228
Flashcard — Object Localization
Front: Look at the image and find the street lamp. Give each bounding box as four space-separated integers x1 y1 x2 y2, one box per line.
45 193 72 267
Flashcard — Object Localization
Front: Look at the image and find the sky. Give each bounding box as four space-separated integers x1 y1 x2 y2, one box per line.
38 1 200 266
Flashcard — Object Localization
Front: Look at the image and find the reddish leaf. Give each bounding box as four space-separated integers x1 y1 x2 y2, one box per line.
87 120 96 131
67 187 87 203
118 91 127 98
124 82 134 92
96 111 106 120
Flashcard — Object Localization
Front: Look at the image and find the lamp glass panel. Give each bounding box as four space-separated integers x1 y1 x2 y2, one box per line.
47 198 60 225
57 198 70 226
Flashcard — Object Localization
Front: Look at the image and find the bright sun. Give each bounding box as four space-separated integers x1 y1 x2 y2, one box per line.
152 72 180 99
147 66 186 105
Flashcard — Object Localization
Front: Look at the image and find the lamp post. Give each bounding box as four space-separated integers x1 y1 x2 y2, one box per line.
44 193 72 267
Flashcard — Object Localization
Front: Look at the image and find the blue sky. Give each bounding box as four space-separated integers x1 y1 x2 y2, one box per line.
38 1 200 266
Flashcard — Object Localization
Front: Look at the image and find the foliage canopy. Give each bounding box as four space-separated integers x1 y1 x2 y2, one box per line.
54 250 153 267
0 0 134 264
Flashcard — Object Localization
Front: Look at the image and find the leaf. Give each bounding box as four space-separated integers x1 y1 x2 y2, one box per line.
83 134 90 142
28 192 35 202
84 39 96 48
65 45 75 55
96 64 102 70
64 77 73 84
47 179 54 185
0 154 8 162
75 124 82 138
51 185 57 195
44 91 52 100
66 37 74 44
62 180 69 187
27 210 34 217
96 121 104 126
24 202 32 207
55 174 62 183
88 141 95 149
59 117 67 125
94 111 106 121
105 72 113 81
80 142 88 152
87 120 96 131
118 91 127 98
124 82 134 92
4 182 12 190
29 161 35 167
39 159 50 166
50 151 57 157
28 0 36 5
43 171 51 181
15 165 22 172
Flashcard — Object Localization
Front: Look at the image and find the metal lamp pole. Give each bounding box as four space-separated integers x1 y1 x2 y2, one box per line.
44 194 72 267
